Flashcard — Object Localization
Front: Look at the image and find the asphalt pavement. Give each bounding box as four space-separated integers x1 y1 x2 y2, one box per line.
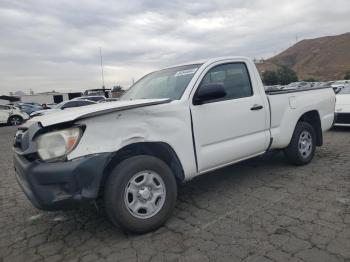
1 125 350 262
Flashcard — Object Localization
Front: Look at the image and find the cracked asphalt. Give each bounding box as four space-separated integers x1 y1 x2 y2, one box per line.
1 125 350 262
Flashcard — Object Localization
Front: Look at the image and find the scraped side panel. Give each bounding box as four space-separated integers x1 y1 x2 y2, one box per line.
68 102 197 180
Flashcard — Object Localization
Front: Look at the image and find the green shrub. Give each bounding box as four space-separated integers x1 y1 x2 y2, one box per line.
303 77 318 82
277 66 298 85
262 67 298 85
344 72 350 80
262 70 279 85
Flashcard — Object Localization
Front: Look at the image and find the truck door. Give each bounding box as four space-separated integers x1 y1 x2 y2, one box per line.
190 62 269 173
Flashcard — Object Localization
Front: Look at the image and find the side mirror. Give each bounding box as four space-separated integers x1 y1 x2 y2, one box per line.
193 83 226 105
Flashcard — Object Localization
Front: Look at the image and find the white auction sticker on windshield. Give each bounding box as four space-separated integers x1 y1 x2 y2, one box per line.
174 68 198 77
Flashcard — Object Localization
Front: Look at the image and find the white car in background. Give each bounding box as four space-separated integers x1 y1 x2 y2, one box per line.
30 99 96 118
73 96 106 102
0 105 29 125
335 85 350 126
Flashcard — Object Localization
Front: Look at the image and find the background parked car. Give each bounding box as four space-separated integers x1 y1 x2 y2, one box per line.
30 99 97 117
0 105 29 125
17 102 42 107
334 85 350 126
46 103 57 109
98 98 119 103
16 103 43 115
73 96 106 102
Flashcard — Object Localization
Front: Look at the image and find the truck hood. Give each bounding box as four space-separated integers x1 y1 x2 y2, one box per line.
28 99 171 127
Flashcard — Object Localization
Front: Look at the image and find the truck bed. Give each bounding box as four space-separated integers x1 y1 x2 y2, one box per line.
266 86 335 149
265 86 333 95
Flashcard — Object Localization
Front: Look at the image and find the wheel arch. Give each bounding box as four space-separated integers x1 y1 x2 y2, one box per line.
7 114 23 124
100 142 185 192
297 110 322 146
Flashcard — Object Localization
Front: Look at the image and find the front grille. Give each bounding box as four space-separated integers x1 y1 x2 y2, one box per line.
13 121 42 157
13 133 23 148
336 113 350 124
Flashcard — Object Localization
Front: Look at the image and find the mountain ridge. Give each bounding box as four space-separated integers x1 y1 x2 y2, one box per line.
257 32 350 81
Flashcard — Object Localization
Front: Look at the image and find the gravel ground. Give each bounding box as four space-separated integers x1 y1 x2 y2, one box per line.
1 125 350 262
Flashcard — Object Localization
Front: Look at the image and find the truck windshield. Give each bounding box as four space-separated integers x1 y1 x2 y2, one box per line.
121 64 202 100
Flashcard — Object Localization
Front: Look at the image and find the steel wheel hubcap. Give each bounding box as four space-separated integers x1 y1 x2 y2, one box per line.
298 130 312 158
124 171 166 219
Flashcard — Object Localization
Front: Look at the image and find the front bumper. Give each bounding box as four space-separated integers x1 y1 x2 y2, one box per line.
14 153 110 210
334 112 350 125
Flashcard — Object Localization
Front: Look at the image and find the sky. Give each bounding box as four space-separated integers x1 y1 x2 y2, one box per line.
1 0 350 94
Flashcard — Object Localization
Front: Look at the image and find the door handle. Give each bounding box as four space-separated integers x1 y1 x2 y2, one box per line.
250 104 263 111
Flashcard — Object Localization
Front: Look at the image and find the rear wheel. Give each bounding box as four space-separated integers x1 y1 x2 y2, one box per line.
104 155 177 233
8 115 23 126
284 121 316 165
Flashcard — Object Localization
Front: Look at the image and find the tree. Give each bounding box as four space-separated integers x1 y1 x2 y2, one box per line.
303 77 318 82
262 70 279 85
262 67 298 86
112 85 123 92
276 66 298 85
344 72 350 80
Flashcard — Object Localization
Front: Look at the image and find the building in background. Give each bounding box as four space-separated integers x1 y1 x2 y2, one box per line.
0 95 20 105
83 88 111 98
20 91 82 104
111 85 125 98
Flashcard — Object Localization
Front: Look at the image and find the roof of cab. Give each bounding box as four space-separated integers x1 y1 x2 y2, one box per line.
160 56 251 70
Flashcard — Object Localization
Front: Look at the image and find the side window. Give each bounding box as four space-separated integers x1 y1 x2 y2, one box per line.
78 101 94 106
62 101 75 108
87 97 103 102
199 63 253 101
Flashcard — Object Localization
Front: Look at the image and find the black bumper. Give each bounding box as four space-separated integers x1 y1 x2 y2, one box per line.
14 153 110 211
335 113 350 125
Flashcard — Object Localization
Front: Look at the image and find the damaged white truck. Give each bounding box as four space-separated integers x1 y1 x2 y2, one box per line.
14 57 335 233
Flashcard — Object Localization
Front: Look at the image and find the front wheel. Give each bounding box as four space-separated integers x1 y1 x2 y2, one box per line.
284 121 316 165
8 115 23 126
104 155 177 233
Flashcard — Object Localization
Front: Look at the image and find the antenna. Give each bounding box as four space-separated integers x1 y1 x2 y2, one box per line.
100 47 105 90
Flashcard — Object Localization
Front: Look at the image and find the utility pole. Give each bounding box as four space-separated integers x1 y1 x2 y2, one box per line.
100 47 105 90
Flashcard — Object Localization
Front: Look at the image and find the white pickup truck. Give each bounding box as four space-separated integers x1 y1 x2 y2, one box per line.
14 57 335 233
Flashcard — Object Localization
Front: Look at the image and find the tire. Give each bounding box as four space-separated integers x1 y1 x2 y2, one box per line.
104 155 177 233
284 121 316 165
8 115 23 126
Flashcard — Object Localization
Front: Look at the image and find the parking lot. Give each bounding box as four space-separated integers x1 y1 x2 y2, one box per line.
0 126 349 262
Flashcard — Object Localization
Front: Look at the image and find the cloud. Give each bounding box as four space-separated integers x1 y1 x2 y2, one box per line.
0 0 349 94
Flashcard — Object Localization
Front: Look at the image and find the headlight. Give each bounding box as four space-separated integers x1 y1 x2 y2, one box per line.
36 127 82 161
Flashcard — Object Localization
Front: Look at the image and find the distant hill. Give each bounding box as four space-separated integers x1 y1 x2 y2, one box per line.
257 32 350 81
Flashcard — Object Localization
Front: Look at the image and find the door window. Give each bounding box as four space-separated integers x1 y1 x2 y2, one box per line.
198 63 253 102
